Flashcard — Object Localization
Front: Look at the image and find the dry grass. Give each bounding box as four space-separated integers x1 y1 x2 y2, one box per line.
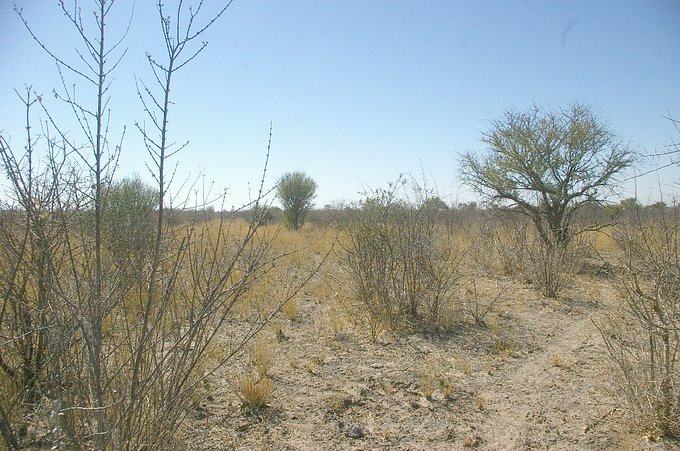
550 354 563 367
491 321 518 357
5 202 678 448
440 379 455 400
237 373 273 409
173 211 680 449
474 393 487 411
459 360 472 377
281 297 299 321
249 335 275 378
420 376 435 400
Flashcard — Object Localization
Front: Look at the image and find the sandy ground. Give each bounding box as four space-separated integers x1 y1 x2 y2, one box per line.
183 266 677 450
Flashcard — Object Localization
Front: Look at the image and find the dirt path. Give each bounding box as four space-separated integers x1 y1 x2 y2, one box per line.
477 306 615 449
185 277 675 450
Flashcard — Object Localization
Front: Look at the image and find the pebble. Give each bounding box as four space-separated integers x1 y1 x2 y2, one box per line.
345 423 366 439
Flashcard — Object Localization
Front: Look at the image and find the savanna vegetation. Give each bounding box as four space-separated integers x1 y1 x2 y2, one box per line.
0 2 324 448
0 1 678 450
277 171 318 231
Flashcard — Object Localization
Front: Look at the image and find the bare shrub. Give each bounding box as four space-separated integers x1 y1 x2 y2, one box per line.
340 176 462 338
601 204 680 438
524 232 590 298
474 212 589 298
476 213 529 277
0 2 322 449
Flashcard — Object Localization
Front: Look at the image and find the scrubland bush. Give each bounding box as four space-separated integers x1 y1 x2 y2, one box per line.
340 177 462 338
471 212 589 297
461 278 514 325
602 204 680 438
101 175 158 287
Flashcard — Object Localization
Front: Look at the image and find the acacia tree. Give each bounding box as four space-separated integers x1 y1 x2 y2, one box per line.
461 103 633 250
277 171 317 230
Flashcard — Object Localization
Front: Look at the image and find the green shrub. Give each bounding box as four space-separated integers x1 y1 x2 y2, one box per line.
276 171 317 231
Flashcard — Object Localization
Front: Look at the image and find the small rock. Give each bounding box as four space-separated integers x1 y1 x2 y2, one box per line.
410 400 421 409
345 423 366 439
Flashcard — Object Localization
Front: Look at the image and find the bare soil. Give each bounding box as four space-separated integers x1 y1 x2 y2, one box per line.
184 268 677 450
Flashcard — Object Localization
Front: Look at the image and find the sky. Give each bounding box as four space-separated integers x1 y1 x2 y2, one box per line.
1 0 679 209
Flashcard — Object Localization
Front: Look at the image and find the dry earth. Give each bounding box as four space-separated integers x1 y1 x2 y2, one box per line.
183 265 677 450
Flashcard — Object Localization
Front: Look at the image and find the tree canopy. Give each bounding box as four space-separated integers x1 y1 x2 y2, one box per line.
276 171 317 230
461 103 633 247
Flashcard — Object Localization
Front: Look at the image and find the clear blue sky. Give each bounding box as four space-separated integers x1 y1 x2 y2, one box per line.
1 1 679 209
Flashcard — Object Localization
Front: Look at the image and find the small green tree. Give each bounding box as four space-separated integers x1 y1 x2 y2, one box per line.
606 197 642 219
277 171 317 230
461 103 633 250
461 104 633 296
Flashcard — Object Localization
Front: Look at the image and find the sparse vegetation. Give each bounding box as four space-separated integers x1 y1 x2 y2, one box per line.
237 373 274 409
440 379 454 400
602 203 680 438
282 296 299 321
1 3 676 449
462 278 513 325
420 376 435 400
0 2 318 448
249 335 276 378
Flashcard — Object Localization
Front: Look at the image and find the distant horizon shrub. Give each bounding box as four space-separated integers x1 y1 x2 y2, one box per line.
277 171 317 231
